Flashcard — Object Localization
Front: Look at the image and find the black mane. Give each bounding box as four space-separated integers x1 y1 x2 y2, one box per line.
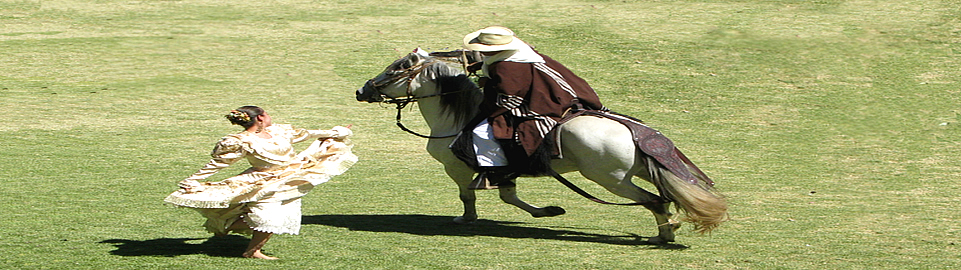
421 59 483 127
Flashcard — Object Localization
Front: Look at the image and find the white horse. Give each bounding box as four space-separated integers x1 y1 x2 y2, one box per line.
356 49 727 244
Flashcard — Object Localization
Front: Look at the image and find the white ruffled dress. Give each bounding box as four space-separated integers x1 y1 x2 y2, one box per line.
164 124 357 235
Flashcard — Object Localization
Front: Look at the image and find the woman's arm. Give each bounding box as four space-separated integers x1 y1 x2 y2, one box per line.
289 126 352 144
183 136 246 182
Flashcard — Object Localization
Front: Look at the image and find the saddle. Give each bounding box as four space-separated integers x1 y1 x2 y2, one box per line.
557 110 714 187
450 110 713 187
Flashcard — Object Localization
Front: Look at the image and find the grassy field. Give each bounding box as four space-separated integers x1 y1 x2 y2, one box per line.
2 0 960 269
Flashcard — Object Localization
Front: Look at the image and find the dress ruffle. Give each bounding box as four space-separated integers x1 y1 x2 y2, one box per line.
164 137 356 209
164 135 356 235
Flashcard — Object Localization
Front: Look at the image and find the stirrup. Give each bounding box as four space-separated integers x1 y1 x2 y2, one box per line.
468 170 518 190
468 173 498 190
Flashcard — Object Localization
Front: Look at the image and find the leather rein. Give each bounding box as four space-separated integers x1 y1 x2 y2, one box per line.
373 59 470 139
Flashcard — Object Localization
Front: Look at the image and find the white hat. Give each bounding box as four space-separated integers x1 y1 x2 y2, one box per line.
463 26 528 52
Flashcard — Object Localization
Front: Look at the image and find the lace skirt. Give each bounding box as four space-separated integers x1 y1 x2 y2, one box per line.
164 138 356 235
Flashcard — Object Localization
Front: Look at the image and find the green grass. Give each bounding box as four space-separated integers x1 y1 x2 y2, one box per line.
2 0 960 269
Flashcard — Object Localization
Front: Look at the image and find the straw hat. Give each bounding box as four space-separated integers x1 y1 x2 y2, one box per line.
462 26 528 52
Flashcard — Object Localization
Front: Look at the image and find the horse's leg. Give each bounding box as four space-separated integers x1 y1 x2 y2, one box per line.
496 186 567 218
577 166 677 243
632 157 682 244
429 139 563 222
429 138 483 224
442 166 563 221
560 116 677 243
441 162 479 224
643 200 679 244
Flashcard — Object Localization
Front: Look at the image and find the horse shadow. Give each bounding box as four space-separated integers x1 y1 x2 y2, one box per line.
301 214 688 249
99 215 685 257
98 235 249 257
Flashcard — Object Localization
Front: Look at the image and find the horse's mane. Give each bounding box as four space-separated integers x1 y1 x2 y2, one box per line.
421 58 483 126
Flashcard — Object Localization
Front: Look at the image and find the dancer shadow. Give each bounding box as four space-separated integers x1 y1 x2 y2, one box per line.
302 214 687 249
99 235 249 257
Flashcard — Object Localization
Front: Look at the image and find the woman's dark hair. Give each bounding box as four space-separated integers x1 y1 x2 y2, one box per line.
225 106 264 128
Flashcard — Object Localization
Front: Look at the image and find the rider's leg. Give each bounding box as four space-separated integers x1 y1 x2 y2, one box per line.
469 119 516 189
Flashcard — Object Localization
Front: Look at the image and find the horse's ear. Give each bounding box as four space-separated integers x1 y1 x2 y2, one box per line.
412 48 430 57
407 48 430 65
407 52 423 64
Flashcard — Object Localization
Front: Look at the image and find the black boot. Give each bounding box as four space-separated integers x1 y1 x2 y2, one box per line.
468 167 519 190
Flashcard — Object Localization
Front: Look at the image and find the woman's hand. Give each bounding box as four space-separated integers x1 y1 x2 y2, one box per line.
178 179 205 192
331 126 353 139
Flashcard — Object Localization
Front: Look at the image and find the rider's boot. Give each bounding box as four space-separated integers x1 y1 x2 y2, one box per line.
468 167 519 190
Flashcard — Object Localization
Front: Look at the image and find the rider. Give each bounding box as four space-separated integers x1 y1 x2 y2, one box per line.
462 26 606 189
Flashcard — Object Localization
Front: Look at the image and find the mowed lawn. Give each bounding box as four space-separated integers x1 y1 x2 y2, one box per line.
2 0 959 269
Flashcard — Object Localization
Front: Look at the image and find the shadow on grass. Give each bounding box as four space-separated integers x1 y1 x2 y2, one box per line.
302 214 688 249
99 235 249 257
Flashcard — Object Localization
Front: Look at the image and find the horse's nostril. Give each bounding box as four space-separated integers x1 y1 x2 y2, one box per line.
356 83 376 101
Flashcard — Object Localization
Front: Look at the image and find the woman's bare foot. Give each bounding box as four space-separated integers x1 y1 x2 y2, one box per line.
243 231 276 259
243 250 278 260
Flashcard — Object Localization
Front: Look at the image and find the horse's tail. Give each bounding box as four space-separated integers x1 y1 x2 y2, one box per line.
647 157 728 234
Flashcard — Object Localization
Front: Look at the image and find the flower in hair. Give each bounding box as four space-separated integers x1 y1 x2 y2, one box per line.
226 110 251 123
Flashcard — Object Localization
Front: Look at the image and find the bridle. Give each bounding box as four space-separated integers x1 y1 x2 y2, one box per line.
367 58 470 139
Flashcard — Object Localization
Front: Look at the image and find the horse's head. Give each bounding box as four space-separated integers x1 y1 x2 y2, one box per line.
356 49 433 103
356 48 484 126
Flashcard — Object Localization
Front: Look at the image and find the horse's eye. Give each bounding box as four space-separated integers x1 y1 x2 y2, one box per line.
386 65 405 74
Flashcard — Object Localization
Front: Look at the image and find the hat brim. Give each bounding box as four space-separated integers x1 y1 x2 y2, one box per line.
462 30 528 52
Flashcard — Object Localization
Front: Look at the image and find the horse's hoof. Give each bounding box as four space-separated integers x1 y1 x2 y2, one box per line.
452 216 476 224
532 206 566 218
660 219 682 232
647 236 675 245
545 206 566 216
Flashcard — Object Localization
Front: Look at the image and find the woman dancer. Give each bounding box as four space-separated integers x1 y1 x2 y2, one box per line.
164 106 357 259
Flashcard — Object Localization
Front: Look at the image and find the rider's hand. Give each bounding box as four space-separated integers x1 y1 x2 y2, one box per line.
466 62 483 73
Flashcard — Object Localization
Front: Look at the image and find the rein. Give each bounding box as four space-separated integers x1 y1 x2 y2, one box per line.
547 168 660 206
385 95 461 139
376 61 471 139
